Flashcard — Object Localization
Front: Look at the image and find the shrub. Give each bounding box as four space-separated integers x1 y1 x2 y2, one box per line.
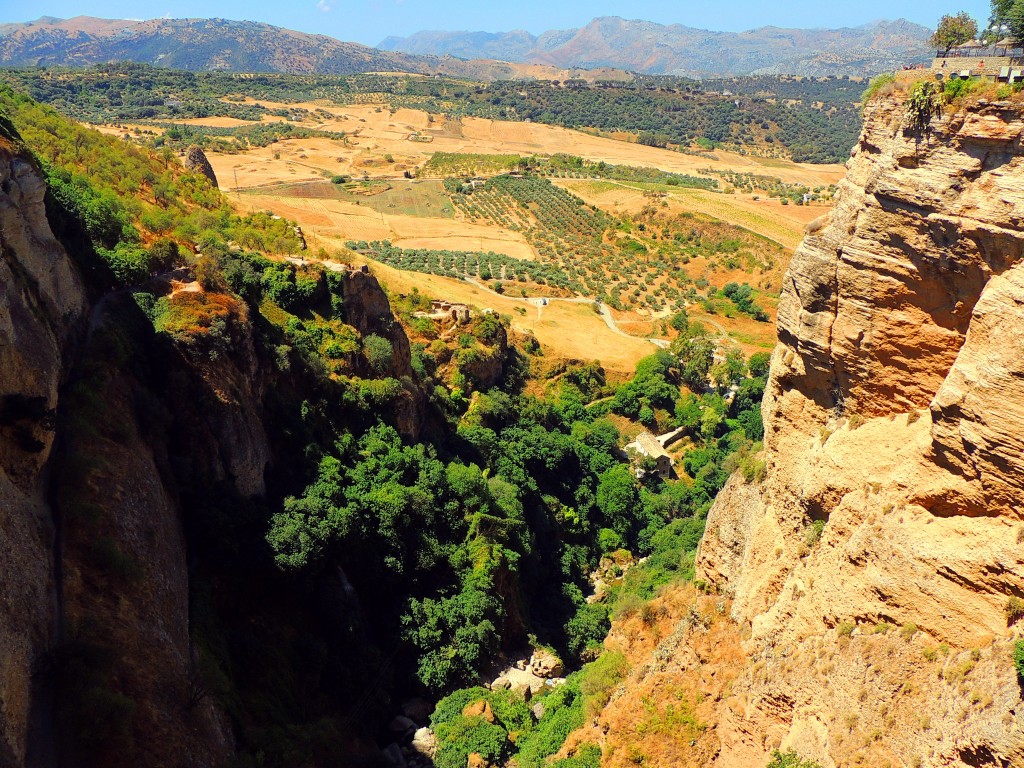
805 519 825 548
862 73 896 103
1006 597 1024 626
97 242 150 285
565 603 610 660
598 528 621 553
362 334 393 374
1014 640 1024 680
515 677 586 767
434 716 508 768
905 81 943 131
944 76 974 101
154 292 245 356
837 620 855 638
767 751 823 768
579 651 628 717
553 744 601 768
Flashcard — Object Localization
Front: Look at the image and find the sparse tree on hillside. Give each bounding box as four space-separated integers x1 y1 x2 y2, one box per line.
930 11 979 53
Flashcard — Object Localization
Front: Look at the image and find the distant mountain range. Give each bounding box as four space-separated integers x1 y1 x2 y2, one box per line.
0 15 932 79
380 16 934 77
0 16 614 80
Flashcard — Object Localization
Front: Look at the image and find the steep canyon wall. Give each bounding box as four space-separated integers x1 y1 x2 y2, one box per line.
698 95 1024 766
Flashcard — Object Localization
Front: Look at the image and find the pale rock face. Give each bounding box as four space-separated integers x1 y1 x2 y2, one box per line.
697 98 1024 766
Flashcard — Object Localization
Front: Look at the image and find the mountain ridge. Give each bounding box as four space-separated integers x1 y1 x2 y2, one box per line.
380 15 934 77
0 15 627 81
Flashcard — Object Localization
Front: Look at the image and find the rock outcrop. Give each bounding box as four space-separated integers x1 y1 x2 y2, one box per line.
0 132 87 767
0 114 444 766
183 145 217 187
697 94 1024 766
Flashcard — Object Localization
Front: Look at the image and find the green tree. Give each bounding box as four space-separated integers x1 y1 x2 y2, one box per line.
930 12 978 54
672 329 715 393
711 347 746 393
748 351 771 379
363 334 394 375
990 0 1024 43
596 464 640 537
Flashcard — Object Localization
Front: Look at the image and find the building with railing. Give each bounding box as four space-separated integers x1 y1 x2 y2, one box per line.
932 40 1024 79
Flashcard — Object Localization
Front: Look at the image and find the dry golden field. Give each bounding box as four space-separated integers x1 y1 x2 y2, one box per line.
202 104 839 370
203 103 845 191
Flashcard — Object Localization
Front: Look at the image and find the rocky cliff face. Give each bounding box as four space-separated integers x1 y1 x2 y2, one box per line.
0 136 86 766
697 96 1024 765
0 128 429 765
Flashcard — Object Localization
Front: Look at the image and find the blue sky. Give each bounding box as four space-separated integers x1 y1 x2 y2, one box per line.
6 1 994 46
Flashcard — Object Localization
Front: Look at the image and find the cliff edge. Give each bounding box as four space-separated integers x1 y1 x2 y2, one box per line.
697 94 1024 766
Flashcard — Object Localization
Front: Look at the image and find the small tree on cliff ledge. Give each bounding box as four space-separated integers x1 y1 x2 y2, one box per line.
931 12 979 54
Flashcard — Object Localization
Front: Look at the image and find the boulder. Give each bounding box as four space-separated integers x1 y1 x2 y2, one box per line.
410 727 437 759
382 742 406 768
389 715 417 734
490 675 511 690
511 681 532 701
461 699 495 723
401 697 433 724
529 648 564 678
183 144 218 187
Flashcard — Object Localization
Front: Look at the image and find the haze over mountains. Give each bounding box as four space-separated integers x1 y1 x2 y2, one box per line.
380 16 934 77
0 16 582 80
0 14 932 78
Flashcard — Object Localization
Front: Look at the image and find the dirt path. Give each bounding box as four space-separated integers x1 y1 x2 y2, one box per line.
461 276 672 348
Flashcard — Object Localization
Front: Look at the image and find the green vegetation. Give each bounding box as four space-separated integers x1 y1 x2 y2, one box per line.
0 79 782 768
1014 639 1024 678
861 73 896 104
767 751 824 768
350 239 568 289
430 653 624 768
446 78 860 163
990 0 1024 45
421 152 526 177
0 83 303 288
0 63 863 163
944 75 976 101
424 152 719 190
906 81 944 131
930 12 979 55
709 169 834 204
1007 596 1024 625
386 172 782 311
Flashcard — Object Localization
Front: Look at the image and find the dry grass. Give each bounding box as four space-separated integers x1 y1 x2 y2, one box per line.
206 101 845 190
561 585 745 768
204 103 831 365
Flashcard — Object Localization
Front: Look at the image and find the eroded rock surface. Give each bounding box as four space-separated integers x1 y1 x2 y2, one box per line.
0 140 88 765
697 97 1024 766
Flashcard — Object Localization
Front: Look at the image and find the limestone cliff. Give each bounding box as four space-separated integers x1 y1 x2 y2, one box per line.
0 127 423 766
697 94 1024 765
0 133 86 766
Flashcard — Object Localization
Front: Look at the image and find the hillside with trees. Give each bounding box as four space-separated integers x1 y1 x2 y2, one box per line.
0 84 769 767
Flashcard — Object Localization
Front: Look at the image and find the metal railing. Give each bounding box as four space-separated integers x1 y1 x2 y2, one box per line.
935 46 1024 58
